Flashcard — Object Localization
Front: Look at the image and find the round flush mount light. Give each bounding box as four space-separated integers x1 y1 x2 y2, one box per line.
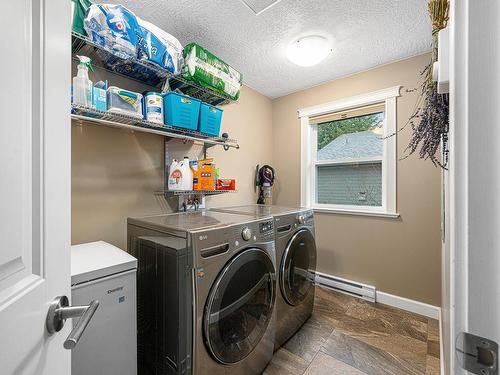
287 35 332 67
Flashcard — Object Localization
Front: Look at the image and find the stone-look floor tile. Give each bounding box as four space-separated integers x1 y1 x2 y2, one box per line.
264 288 441 375
427 319 440 340
263 348 309 375
346 299 428 342
321 330 425 375
427 319 440 358
427 340 440 359
348 298 427 322
303 351 366 375
283 312 336 364
425 355 441 375
332 313 428 372
313 287 354 321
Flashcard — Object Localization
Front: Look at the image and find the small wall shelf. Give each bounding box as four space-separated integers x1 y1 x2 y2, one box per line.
71 105 239 149
71 32 236 106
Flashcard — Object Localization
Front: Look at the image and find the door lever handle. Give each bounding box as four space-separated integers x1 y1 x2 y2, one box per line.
46 295 99 350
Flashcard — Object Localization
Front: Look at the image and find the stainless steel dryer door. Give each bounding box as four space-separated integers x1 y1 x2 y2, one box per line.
280 229 317 306
203 248 276 364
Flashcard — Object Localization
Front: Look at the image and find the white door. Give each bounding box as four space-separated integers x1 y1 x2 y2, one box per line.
0 0 72 374
445 0 500 374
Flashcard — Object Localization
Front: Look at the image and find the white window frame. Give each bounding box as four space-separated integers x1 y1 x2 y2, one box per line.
299 86 401 218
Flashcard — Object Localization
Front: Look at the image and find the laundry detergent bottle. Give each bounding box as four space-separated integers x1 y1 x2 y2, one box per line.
168 159 180 190
179 157 193 191
73 55 93 107
168 157 193 191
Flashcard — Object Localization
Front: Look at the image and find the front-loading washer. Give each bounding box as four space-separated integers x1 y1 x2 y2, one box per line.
209 205 317 349
127 211 276 375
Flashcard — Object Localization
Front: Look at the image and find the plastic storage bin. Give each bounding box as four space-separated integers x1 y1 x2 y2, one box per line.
107 86 143 118
198 103 223 136
163 92 201 131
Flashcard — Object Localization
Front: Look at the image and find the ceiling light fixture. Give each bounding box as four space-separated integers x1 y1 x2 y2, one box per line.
286 35 331 67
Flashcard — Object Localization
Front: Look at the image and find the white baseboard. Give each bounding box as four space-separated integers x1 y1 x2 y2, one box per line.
376 291 440 320
315 272 440 320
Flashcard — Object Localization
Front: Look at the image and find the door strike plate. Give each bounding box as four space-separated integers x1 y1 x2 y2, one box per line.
456 332 498 375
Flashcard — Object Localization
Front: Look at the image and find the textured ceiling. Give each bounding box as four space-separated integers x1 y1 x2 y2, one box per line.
107 0 431 98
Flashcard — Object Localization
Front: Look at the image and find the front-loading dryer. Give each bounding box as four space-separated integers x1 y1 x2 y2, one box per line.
273 209 316 349
209 205 317 350
127 211 276 375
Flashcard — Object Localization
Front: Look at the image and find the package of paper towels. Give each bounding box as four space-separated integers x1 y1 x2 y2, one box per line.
182 43 242 101
84 4 139 58
136 18 183 74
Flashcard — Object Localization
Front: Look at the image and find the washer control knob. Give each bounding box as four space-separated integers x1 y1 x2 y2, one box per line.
298 215 305 224
241 227 252 241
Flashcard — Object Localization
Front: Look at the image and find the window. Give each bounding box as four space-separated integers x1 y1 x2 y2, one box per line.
299 87 400 217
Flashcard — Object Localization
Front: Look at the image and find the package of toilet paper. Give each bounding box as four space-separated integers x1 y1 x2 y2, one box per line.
182 43 242 101
136 18 183 74
84 4 139 59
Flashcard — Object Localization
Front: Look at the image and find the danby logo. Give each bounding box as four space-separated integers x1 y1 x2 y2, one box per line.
107 286 124 294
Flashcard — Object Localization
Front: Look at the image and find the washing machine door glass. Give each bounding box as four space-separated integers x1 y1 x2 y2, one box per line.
204 248 275 364
280 228 316 306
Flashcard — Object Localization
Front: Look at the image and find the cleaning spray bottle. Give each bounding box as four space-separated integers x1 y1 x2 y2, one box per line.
73 55 93 107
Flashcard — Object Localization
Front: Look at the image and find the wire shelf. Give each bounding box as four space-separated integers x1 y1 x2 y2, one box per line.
71 32 237 106
166 77 233 106
155 190 236 197
71 105 239 149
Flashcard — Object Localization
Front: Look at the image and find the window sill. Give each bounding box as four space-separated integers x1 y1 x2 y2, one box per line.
312 207 400 219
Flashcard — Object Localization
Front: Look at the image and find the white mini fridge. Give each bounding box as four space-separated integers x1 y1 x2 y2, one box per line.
71 241 137 375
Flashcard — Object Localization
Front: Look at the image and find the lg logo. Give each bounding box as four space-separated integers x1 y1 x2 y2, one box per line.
199 235 208 241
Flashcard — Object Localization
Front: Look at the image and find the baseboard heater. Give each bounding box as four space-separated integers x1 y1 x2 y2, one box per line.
315 272 376 302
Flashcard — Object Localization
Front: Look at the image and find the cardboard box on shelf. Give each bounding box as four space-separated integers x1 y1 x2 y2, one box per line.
191 159 216 191
216 179 236 191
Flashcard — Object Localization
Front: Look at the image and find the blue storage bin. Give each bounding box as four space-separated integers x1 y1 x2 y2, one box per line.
163 92 201 131
199 103 223 136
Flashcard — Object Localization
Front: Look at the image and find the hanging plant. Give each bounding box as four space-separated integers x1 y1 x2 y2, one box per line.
404 0 450 168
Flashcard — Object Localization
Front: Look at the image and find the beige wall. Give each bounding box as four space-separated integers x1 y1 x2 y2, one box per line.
72 85 273 249
72 54 441 306
272 53 442 306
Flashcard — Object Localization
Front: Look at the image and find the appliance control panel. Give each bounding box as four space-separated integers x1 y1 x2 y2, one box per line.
259 220 274 234
194 217 275 256
232 219 274 242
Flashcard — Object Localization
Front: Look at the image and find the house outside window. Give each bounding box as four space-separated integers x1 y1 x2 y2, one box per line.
299 87 400 217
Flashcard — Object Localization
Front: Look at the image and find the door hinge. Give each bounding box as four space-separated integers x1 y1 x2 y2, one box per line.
456 332 498 375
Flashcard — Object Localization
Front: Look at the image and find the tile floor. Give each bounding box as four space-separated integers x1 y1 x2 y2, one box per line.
264 286 441 375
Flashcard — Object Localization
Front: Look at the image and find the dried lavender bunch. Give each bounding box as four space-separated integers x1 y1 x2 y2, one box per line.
405 62 449 168
404 0 450 169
